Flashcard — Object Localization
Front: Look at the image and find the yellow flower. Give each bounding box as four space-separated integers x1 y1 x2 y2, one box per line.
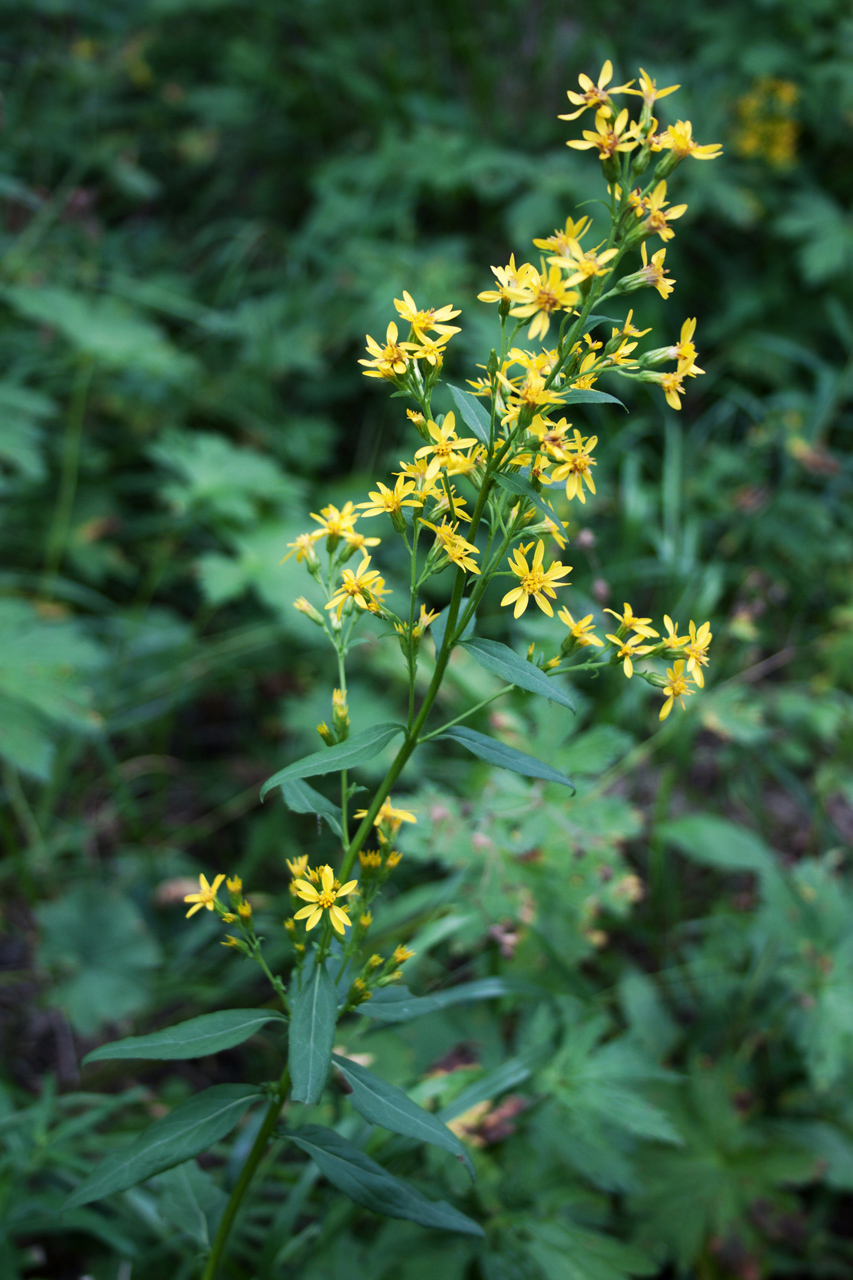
226 876 242 894
683 620 712 687
354 797 417 836
509 265 579 342
393 290 461 337
281 531 322 564
657 369 687 410
368 953 383 968
533 216 591 257
287 855 310 879
342 530 381 553
567 106 639 159
603 602 659 639
422 518 481 575
359 321 409 379
360 849 382 869
661 614 689 650
499 369 566 425
547 240 619 288
293 864 358 934
238 901 252 920
501 539 572 618
358 476 419 519
529 414 574 457
636 242 675 299
414 413 478 480
558 607 604 647
559 61 634 121
624 68 680 110
404 330 454 367
183 873 225 918
385 850 402 868
569 351 600 391
656 119 722 161
293 597 324 624
636 180 688 242
326 555 389 619
550 430 598 503
478 254 536 305
659 659 694 720
393 945 416 964
605 632 654 677
310 502 359 543
668 318 704 377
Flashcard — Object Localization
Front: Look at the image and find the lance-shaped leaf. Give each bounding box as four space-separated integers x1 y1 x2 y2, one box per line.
63 1084 261 1209
439 725 574 789
461 637 575 711
493 471 557 526
260 723 405 798
288 1124 483 1236
362 976 541 1023
278 777 342 836
447 383 492 445
563 387 626 408
331 1053 474 1178
289 963 337 1103
84 1009 287 1064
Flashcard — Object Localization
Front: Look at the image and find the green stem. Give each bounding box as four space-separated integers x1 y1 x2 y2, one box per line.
42 359 94 599
419 685 513 742
201 1067 289 1280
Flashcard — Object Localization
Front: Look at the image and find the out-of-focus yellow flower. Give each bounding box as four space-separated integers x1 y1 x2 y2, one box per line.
359 322 409 379
501 540 572 618
659 659 693 719
533 216 591 256
639 242 675 299
281 531 321 564
354 798 417 836
559 61 634 121
286 855 310 879
683 620 712 687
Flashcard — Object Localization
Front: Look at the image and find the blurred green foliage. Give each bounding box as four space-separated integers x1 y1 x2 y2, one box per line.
1 0 853 1276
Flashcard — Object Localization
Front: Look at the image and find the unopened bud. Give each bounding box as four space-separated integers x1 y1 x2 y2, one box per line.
332 688 350 740
293 597 325 626
317 722 336 747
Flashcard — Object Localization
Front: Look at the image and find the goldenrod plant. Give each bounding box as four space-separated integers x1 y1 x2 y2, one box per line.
66 65 720 1276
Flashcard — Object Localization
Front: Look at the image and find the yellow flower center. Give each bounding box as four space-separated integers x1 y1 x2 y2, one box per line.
535 287 559 312
317 890 335 909
521 569 547 596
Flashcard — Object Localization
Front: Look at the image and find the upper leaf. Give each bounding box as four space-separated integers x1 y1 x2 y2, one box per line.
447 382 492 445
563 388 627 408
83 1009 287 1065
462 637 575 710
439 725 574 789
332 1053 475 1178
260 723 405 797
289 963 338 1104
278 777 343 836
362 976 541 1023
288 1124 483 1236
63 1084 261 1209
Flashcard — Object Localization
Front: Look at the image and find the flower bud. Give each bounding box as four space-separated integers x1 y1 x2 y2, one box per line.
332 688 350 740
293 597 325 626
317 722 337 747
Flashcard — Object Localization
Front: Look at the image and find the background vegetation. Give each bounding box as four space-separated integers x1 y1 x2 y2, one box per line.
1 0 853 1276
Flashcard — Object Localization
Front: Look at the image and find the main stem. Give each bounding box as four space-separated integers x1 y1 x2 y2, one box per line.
42 358 94 599
202 1066 290 1280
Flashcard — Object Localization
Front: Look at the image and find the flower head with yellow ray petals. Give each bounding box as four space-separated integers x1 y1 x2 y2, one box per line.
606 632 654 678
568 107 639 159
393 290 460 338
359 322 409 379
478 255 536 306
624 68 680 110
354 797 417 838
293 864 358 935
533 216 592 257
603 602 659 639
558 607 604 648
656 119 722 161
508 265 579 342
326 555 389 619
358 476 419 519
683 620 712 687
550 430 598 503
414 413 478 479
184 873 225 918
659 660 694 720
501 540 572 619
559 60 634 121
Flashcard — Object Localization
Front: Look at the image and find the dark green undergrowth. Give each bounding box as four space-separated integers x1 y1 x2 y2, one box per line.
1 1 853 1277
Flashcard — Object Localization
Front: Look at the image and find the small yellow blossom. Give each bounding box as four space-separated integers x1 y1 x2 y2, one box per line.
636 180 688 242
238 901 252 920
281 531 322 564
393 290 461 337
360 849 382 869
368 953 384 968
404 330 454 367
222 912 237 923
550 431 597 503
605 632 654 677
359 912 373 929
501 540 572 618
310 502 359 544
393 945 416 964
656 119 722 161
359 322 409 379
659 659 694 719
558 607 604 648
422 518 482 575
548 240 619 287
638 242 675 299
326 555 389 619
533 216 591 257
355 797 417 836
499 369 566 425
509 265 579 342
385 850 402 869
227 876 242 894
603 603 659 639
624 68 680 110
293 863 358 934
683 620 712 687
568 106 639 160
559 61 634 121
183 873 225 918
478 254 536 305
661 615 689 650
414 413 478 480
358 476 419 519
668 318 704 376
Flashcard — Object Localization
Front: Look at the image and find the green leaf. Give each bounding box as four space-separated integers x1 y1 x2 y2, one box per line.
659 814 776 875
584 314 624 331
362 977 540 1023
288 1124 483 1236
83 1010 287 1065
438 1046 550 1122
447 383 492 445
278 777 342 836
493 471 557 526
432 605 476 654
290 963 337 1104
155 1160 227 1249
63 1084 261 1209
525 1220 656 1280
260 723 405 797
439 725 574 789
462 637 575 710
331 1053 475 1178
563 388 626 409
